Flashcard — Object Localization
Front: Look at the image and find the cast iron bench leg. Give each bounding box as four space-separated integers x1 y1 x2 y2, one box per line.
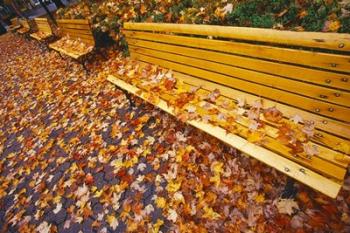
115 86 134 109
281 177 298 199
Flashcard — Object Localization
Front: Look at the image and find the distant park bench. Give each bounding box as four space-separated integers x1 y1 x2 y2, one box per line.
8 17 21 32
17 19 31 35
30 18 53 41
108 22 350 198
49 19 95 68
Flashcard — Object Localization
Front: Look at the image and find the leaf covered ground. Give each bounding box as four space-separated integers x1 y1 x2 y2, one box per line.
0 34 350 233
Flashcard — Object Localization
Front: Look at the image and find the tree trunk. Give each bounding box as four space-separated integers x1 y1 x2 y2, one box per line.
38 0 56 25
52 0 65 9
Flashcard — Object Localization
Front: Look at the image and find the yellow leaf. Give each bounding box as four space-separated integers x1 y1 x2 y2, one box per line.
167 180 182 193
254 193 265 204
209 174 221 187
155 196 166 208
334 142 350 155
149 219 164 233
202 206 221 220
106 215 119 230
210 161 223 175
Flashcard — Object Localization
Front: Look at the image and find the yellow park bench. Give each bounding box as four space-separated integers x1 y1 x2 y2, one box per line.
108 22 350 198
30 18 53 41
49 19 95 63
8 17 21 32
17 19 31 34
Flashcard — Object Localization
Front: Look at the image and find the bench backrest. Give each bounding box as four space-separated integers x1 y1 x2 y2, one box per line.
34 18 52 35
124 23 350 137
57 19 95 46
19 19 30 30
123 22 350 197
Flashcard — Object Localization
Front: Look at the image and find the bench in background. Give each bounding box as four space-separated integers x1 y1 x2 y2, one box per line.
49 19 95 61
17 19 31 35
108 22 350 198
30 18 53 41
8 17 21 32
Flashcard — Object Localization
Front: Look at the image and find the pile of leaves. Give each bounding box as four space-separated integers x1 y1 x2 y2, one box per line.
1 33 350 232
50 36 94 55
55 0 350 50
108 57 344 160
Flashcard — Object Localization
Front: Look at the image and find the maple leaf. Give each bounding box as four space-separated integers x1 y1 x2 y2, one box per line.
36 221 51 233
144 204 155 215
202 206 221 220
85 173 94 185
264 107 283 123
106 215 119 230
53 203 62 214
155 196 166 208
137 163 147 172
290 114 303 124
167 180 182 193
254 193 265 204
276 198 299 215
303 144 319 158
167 209 178 223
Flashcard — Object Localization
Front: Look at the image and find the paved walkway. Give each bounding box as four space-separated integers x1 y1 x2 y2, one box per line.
0 33 349 233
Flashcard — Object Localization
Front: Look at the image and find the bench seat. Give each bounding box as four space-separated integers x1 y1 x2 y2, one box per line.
49 19 95 60
30 18 53 41
108 22 350 198
8 25 21 32
49 41 92 59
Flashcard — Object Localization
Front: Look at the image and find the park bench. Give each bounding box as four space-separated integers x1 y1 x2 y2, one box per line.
16 19 31 35
30 18 53 41
108 22 350 198
49 19 95 67
7 17 21 32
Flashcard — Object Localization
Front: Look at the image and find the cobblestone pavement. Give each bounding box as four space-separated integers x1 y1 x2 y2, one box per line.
0 33 349 233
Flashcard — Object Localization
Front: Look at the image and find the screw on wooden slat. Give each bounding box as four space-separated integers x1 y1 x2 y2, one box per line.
341 78 348 82
338 43 345 48
328 108 334 112
330 63 337 67
334 93 341 97
322 120 328 124
284 167 290 172
315 108 320 112
319 95 328 99
325 79 331 84
315 133 323 138
299 168 306 174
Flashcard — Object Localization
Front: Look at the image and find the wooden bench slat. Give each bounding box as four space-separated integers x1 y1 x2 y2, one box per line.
124 30 350 73
167 68 350 142
180 86 350 167
117 22 350 198
126 38 350 92
116 60 350 169
128 41 350 107
34 18 52 36
124 22 350 52
49 43 88 59
61 27 93 36
56 19 90 25
107 75 342 199
159 94 347 180
134 60 350 154
130 49 350 123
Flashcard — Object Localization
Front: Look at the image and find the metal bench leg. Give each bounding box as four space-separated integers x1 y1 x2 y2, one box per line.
115 86 134 109
281 177 298 199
